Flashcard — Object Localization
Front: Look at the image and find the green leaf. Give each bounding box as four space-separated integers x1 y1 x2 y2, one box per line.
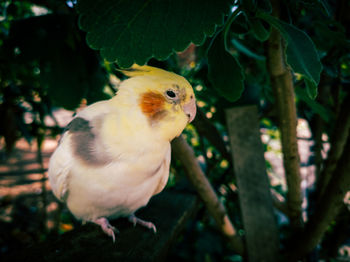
258 12 322 99
319 0 331 16
41 52 87 110
231 39 265 60
76 0 231 68
305 79 317 100
229 13 249 35
314 20 349 52
295 86 333 123
207 32 245 102
249 17 270 41
41 50 109 110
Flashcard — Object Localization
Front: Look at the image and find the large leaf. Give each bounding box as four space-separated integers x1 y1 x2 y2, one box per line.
207 32 245 102
76 0 231 68
258 12 322 99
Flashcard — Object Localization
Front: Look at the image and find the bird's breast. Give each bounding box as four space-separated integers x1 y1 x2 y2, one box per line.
66 143 170 220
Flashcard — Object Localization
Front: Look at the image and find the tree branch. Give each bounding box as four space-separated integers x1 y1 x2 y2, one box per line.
266 0 303 229
310 74 331 186
271 188 289 216
291 132 350 259
317 93 350 198
171 136 245 255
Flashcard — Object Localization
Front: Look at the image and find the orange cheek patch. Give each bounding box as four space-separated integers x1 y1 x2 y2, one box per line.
140 92 167 122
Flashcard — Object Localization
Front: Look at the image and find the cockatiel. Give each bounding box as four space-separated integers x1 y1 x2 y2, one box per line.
48 65 196 242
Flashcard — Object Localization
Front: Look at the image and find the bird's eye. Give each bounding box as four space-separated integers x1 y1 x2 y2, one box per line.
166 90 176 98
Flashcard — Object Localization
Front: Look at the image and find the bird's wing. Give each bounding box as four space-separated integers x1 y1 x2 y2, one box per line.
49 100 113 201
48 131 74 201
152 144 171 196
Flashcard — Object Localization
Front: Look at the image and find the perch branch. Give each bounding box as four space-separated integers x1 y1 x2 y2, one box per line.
171 136 245 255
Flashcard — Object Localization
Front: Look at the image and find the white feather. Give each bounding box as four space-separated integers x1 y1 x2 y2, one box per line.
48 132 73 201
48 99 171 222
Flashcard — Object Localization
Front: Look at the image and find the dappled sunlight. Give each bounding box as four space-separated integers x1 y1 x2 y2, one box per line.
0 109 75 254
262 118 330 221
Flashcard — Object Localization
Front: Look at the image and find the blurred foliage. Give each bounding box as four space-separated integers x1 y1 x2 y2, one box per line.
0 0 350 261
0 0 111 152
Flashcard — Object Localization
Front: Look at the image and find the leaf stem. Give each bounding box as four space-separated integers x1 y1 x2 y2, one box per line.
223 6 241 50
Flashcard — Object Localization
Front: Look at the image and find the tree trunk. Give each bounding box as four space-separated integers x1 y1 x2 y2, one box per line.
266 0 303 229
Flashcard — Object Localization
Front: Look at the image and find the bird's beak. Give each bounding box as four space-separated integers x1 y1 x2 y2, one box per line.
183 98 197 123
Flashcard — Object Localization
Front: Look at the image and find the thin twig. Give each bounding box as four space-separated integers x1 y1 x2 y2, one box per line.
317 93 350 198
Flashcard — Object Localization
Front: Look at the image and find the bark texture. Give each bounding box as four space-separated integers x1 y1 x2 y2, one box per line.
172 136 245 255
226 106 280 262
266 0 303 228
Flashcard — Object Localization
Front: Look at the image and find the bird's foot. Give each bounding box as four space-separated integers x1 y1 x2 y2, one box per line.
128 214 157 233
92 217 118 242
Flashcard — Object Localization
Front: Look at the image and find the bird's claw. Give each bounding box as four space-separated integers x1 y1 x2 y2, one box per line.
128 214 157 234
92 217 119 243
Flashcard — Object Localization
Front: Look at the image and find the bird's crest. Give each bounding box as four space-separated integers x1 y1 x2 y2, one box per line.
120 64 168 77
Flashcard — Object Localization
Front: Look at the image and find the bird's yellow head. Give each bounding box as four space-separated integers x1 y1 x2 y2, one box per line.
116 64 196 141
